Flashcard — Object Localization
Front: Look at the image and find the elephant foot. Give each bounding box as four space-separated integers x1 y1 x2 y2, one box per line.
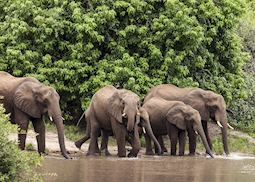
86 152 100 157
39 151 48 157
117 152 126 158
74 141 82 149
189 152 196 156
105 150 112 156
128 152 138 158
145 150 155 155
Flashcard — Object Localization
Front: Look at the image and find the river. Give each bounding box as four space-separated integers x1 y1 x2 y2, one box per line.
39 154 255 182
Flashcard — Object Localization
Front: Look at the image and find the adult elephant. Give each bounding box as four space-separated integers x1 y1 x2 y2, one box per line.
78 85 161 157
0 71 70 159
144 84 233 155
143 97 214 158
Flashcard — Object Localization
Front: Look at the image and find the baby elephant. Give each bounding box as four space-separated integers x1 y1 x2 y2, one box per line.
143 97 214 158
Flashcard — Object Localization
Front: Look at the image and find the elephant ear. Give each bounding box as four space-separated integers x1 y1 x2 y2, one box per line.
108 91 123 123
166 106 186 130
14 82 42 118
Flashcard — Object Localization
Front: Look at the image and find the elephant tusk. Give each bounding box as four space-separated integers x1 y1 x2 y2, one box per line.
49 116 53 122
0 95 4 100
137 112 140 116
227 123 234 130
195 131 198 135
122 113 127 118
142 127 146 134
62 117 65 121
217 121 223 128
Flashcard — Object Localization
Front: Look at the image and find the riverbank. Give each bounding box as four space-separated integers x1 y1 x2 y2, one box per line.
8 122 255 157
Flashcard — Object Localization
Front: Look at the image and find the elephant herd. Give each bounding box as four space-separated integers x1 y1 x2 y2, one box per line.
0 71 234 159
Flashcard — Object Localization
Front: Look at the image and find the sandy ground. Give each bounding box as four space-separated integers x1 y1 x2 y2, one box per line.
8 130 119 156
8 122 255 157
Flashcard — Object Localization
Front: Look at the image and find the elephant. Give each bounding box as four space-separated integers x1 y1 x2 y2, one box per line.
142 97 214 158
76 85 161 157
75 108 113 156
0 71 70 159
144 84 234 155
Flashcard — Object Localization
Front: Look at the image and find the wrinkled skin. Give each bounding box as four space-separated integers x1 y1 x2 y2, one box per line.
142 97 214 158
0 71 70 159
144 84 232 155
76 85 161 157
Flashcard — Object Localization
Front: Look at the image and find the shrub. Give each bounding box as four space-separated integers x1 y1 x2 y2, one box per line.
0 105 42 182
228 0 255 133
0 0 250 123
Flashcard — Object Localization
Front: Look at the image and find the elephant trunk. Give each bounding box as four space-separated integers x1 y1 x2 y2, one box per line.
54 115 70 159
221 124 229 155
143 119 162 155
50 107 70 159
197 126 214 158
127 111 135 132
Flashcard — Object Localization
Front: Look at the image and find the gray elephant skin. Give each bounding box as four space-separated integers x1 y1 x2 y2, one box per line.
144 84 233 155
0 71 70 159
76 85 161 157
142 97 214 158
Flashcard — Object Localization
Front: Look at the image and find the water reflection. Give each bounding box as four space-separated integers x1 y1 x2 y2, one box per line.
40 155 255 182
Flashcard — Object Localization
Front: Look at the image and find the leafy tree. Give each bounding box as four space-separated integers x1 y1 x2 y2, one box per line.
0 0 249 123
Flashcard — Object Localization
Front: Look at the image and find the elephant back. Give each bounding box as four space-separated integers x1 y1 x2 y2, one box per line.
144 84 195 103
0 73 39 113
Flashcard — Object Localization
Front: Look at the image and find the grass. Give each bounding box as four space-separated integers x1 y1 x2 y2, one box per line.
26 143 35 151
196 135 255 155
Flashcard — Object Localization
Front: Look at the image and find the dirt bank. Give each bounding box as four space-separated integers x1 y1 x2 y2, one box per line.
8 121 255 157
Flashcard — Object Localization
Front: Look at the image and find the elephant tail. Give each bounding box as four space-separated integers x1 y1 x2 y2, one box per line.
76 111 86 127
74 111 91 149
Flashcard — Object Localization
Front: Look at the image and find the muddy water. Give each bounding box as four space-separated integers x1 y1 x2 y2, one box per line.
40 155 255 182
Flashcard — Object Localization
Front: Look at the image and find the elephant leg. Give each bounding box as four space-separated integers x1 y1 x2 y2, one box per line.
32 118 45 154
168 124 178 156
128 124 141 157
100 130 111 156
111 118 126 157
87 117 100 156
202 120 212 150
178 131 186 156
15 109 29 150
145 133 154 155
155 136 167 154
75 136 90 149
188 129 197 156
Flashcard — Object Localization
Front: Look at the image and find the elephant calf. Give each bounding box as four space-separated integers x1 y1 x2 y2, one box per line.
142 97 214 158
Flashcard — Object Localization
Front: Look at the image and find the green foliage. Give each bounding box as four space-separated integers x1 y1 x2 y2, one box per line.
26 143 35 151
0 0 249 122
0 105 42 182
228 0 255 133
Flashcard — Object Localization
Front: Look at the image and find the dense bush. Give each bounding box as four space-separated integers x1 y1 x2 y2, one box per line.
228 0 255 133
0 105 42 182
0 0 249 122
